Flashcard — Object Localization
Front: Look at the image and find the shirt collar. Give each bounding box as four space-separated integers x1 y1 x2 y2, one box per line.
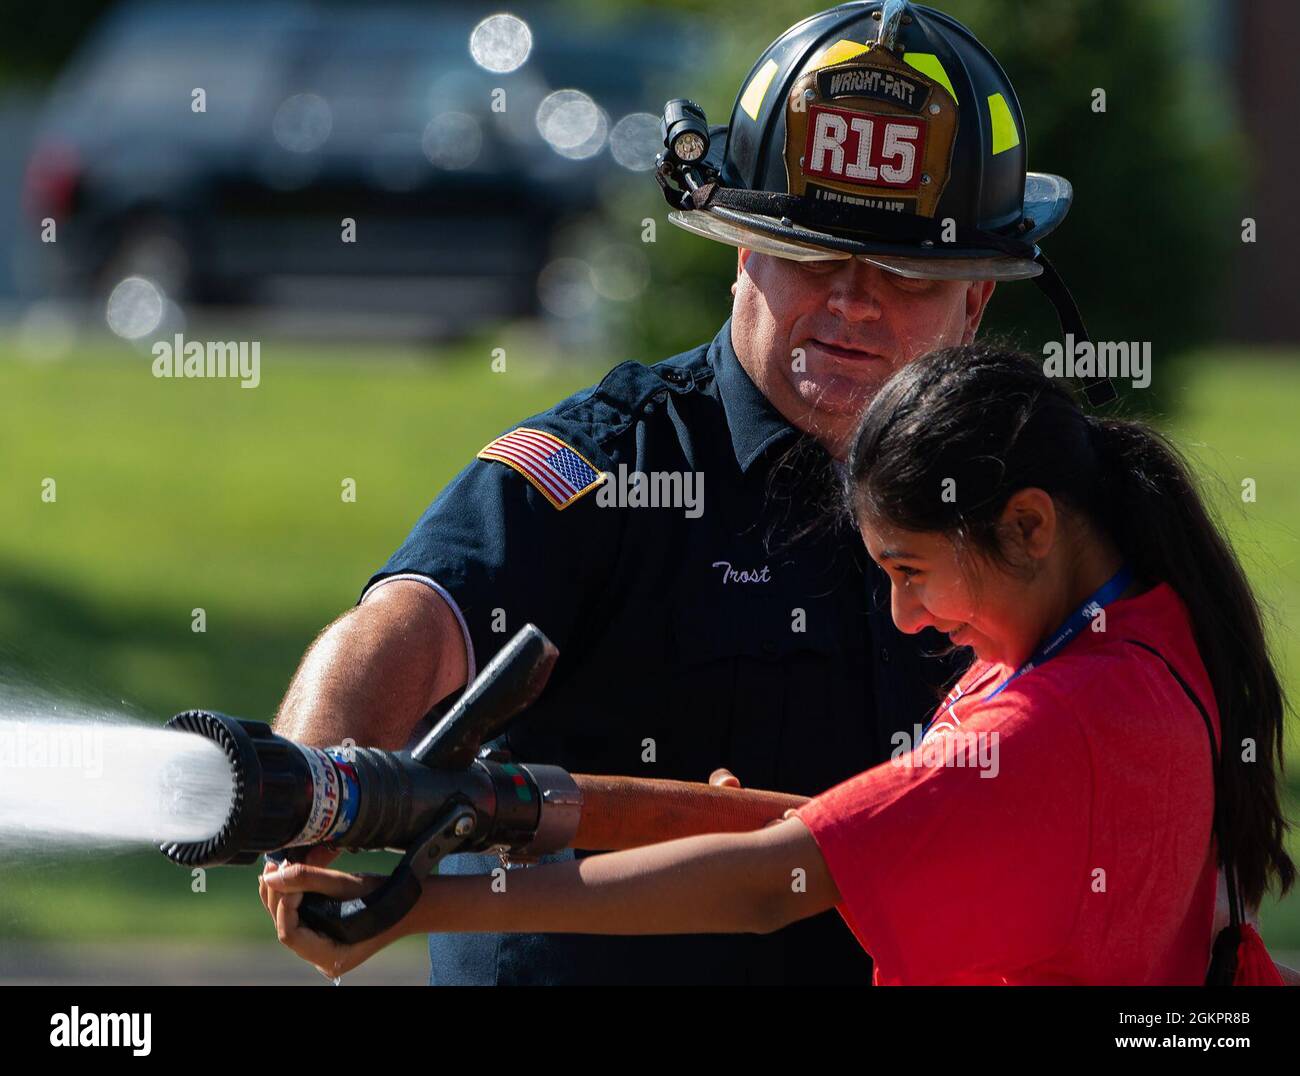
708 316 800 473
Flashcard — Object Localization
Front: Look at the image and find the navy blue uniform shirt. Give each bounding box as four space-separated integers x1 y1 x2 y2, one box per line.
362 317 962 984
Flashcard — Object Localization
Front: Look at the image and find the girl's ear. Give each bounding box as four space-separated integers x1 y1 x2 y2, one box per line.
997 487 1057 562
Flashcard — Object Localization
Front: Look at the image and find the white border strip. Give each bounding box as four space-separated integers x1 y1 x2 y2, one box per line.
361 573 478 683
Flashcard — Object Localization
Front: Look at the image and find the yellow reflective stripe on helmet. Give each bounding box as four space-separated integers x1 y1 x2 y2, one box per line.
810 42 957 105
814 38 871 68
987 92 1020 154
740 58 780 121
902 52 956 101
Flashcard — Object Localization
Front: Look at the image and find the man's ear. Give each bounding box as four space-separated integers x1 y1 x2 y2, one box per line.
961 280 997 343
731 247 750 297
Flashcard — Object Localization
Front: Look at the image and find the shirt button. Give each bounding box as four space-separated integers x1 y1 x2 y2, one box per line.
880 647 891 664
761 641 778 658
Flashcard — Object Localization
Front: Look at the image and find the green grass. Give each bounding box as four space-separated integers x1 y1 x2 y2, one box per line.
0 330 609 719
1160 351 1300 948
0 334 1298 951
0 328 609 940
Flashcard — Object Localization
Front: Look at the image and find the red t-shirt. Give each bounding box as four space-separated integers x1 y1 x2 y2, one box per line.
795 581 1220 985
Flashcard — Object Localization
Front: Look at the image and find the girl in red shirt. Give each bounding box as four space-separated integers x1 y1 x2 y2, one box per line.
266 346 1295 984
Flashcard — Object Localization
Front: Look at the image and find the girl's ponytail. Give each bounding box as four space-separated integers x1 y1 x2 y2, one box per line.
1088 417 1294 908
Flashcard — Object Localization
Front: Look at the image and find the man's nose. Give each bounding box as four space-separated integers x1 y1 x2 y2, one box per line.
890 581 931 635
826 261 884 322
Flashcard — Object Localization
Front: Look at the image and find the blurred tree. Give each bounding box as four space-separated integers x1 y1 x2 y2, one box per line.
0 0 115 83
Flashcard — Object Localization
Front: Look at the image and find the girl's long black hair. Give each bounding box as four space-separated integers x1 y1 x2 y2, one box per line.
846 343 1294 909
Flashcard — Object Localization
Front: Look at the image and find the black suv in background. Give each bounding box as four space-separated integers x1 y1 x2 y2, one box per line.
20 0 692 334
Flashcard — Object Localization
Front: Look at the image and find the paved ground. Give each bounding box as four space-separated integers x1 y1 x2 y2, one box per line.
6 940 1295 985
0 938 431 985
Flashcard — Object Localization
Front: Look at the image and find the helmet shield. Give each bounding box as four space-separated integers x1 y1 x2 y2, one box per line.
782 40 960 222
667 204 1050 280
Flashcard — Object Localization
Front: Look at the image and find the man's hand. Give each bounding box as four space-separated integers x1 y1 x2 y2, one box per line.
708 767 741 789
259 858 407 979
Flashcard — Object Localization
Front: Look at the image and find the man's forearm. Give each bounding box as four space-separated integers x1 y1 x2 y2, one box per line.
273 581 468 750
404 817 839 937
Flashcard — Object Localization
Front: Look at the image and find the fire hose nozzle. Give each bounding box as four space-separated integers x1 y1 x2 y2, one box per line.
161 624 575 943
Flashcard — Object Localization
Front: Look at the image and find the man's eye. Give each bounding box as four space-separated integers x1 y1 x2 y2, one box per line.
894 565 922 579
798 260 838 274
887 274 936 294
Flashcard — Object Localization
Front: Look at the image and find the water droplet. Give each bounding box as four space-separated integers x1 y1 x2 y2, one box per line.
470 14 533 74
537 258 596 318
536 90 600 153
609 113 662 172
423 113 483 170
272 93 332 154
105 276 164 340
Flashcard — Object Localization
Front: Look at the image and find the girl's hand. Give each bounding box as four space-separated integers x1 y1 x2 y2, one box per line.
259 859 406 979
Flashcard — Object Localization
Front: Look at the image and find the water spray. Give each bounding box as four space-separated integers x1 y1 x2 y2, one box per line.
160 624 807 945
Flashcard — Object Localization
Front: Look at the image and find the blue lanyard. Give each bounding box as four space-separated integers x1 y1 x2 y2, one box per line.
923 565 1134 736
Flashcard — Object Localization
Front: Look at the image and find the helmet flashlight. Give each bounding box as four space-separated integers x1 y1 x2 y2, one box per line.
662 99 710 164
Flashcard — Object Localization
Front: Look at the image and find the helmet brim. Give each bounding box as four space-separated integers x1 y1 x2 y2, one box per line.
673 122 1072 283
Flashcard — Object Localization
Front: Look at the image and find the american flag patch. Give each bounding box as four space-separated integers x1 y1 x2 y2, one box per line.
477 427 606 510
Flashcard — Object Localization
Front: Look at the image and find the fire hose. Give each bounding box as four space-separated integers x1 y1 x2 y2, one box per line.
159 624 808 944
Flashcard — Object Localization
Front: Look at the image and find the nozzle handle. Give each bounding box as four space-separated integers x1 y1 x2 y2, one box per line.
412 623 557 769
294 801 478 945
297 866 424 947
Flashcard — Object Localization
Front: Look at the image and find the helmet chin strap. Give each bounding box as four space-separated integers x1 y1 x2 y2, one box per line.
1032 251 1116 406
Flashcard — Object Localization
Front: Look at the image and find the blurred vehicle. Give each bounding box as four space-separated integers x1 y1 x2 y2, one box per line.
19 0 689 335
